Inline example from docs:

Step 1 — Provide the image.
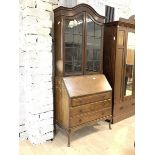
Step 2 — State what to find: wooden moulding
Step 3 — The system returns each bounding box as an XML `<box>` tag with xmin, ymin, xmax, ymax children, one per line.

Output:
<box><xmin>53</xmin><ymin>3</ymin><xmax>105</xmax><ymax>24</ymax></box>
<box><xmin>105</xmin><ymin>21</ymin><xmax>135</xmax><ymax>29</ymax></box>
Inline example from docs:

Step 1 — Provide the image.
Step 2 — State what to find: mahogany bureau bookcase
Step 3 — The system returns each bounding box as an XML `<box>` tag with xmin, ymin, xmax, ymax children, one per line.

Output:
<box><xmin>103</xmin><ymin>19</ymin><xmax>135</xmax><ymax>123</ymax></box>
<box><xmin>53</xmin><ymin>4</ymin><xmax>112</xmax><ymax>146</ymax></box>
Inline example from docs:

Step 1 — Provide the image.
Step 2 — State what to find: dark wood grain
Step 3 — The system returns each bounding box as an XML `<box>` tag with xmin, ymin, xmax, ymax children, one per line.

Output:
<box><xmin>103</xmin><ymin>19</ymin><xmax>135</xmax><ymax>123</ymax></box>
<box><xmin>63</xmin><ymin>74</ymin><xmax>112</xmax><ymax>98</ymax></box>
<box><xmin>53</xmin><ymin>3</ymin><xmax>105</xmax><ymax>24</ymax></box>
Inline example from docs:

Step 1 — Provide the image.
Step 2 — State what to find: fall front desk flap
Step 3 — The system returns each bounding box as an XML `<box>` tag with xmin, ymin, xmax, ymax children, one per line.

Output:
<box><xmin>63</xmin><ymin>74</ymin><xmax>112</xmax><ymax>98</ymax></box>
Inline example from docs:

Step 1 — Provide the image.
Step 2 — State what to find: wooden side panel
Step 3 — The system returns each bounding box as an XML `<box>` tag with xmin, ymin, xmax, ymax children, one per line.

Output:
<box><xmin>103</xmin><ymin>25</ymin><xmax>117</xmax><ymax>89</ymax></box>
<box><xmin>54</xmin><ymin>16</ymin><xmax>63</xmax><ymax>77</ymax></box>
<box><xmin>55</xmin><ymin>77</ymin><xmax>62</xmax><ymax>124</ymax></box>
<box><xmin>55</xmin><ymin>77</ymin><xmax>69</xmax><ymax>129</ymax></box>
<box><xmin>114</xmin><ymin>48</ymin><xmax>124</xmax><ymax>101</ymax></box>
<box><xmin>114</xmin><ymin>28</ymin><xmax>126</xmax><ymax>102</ymax></box>
<box><xmin>61</xmin><ymin>81</ymin><xmax>69</xmax><ymax>128</ymax></box>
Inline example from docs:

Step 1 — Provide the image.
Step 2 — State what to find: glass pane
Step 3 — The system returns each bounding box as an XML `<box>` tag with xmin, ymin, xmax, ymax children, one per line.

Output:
<box><xmin>124</xmin><ymin>32</ymin><xmax>135</xmax><ymax>96</ymax></box>
<box><xmin>64</xmin><ymin>14</ymin><xmax>83</xmax><ymax>75</ymax></box>
<box><xmin>64</xmin><ymin>15</ymin><xmax>83</xmax><ymax>35</ymax></box>
<box><xmin>87</xmin><ymin>16</ymin><xmax>94</xmax><ymax>36</ymax></box>
<box><xmin>86</xmin><ymin>15</ymin><xmax>102</xmax><ymax>73</ymax></box>
<box><xmin>95</xmin><ymin>23</ymin><xmax>101</xmax><ymax>37</ymax></box>
<box><xmin>86</xmin><ymin>36</ymin><xmax>101</xmax><ymax>72</ymax></box>
<box><xmin>87</xmin><ymin>17</ymin><xmax>101</xmax><ymax>37</ymax></box>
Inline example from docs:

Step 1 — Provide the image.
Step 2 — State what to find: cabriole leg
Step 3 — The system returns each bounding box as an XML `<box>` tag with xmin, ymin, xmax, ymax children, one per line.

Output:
<box><xmin>67</xmin><ymin>130</ymin><xmax>71</xmax><ymax>147</ymax></box>
<box><xmin>109</xmin><ymin>119</ymin><xmax>112</xmax><ymax>130</ymax></box>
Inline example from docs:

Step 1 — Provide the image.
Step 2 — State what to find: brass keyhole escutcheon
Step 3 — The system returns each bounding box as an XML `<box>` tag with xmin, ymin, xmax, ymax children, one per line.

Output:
<box><xmin>79</xmin><ymin>119</ymin><xmax>82</xmax><ymax>123</ymax></box>
<box><xmin>79</xmin><ymin>109</ymin><xmax>83</xmax><ymax>113</ymax></box>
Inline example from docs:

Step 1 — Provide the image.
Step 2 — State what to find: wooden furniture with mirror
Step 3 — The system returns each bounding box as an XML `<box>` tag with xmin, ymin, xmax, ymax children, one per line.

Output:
<box><xmin>54</xmin><ymin>4</ymin><xmax>112</xmax><ymax>146</ymax></box>
<box><xmin>103</xmin><ymin>19</ymin><xmax>135</xmax><ymax>123</ymax></box>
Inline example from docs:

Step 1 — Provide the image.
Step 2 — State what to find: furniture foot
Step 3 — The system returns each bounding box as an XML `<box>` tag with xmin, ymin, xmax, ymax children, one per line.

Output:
<box><xmin>109</xmin><ymin>119</ymin><xmax>112</xmax><ymax>130</ymax></box>
<box><xmin>67</xmin><ymin>130</ymin><xmax>71</xmax><ymax>147</ymax></box>
<box><xmin>54</xmin><ymin>122</ymin><xmax>57</xmax><ymax>134</ymax></box>
<box><xmin>54</xmin><ymin>127</ymin><xmax>57</xmax><ymax>135</ymax></box>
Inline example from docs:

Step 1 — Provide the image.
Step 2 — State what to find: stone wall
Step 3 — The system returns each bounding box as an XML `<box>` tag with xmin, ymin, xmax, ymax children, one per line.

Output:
<box><xmin>19</xmin><ymin>0</ymin><xmax>59</xmax><ymax>144</ymax></box>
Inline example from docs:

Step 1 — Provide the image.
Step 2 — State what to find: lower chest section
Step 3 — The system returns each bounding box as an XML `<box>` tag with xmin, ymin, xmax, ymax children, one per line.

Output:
<box><xmin>69</xmin><ymin>92</ymin><xmax>112</xmax><ymax>128</ymax></box>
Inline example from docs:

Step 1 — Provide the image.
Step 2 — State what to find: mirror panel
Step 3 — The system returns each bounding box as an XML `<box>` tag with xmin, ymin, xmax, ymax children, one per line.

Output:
<box><xmin>124</xmin><ymin>32</ymin><xmax>135</xmax><ymax>96</ymax></box>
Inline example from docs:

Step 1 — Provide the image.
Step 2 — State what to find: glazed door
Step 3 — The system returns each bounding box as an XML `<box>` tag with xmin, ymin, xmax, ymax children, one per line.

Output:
<box><xmin>85</xmin><ymin>14</ymin><xmax>103</xmax><ymax>74</ymax></box>
<box><xmin>123</xmin><ymin>30</ymin><xmax>135</xmax><ymax>97</ymax></box>
<box><xmin>64</xmin><ymin>13</ymin><xmax>84</xmax><ymax>76</ymax></box>
<box><xmin>63</xmin><ymin>13</ymin><xmax>104</xmax><ymax>76</ymax></box>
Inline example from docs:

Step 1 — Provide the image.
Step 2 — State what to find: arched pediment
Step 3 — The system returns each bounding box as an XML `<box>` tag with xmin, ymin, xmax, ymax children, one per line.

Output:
<box><xmin>54</xmin><ymin>3</ymin><xmax>105</xmax><ymax>24</ymax></box>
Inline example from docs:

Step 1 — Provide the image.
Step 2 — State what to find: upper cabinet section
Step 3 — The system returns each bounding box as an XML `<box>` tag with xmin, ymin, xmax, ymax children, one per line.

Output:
<box><xmin>54</xmin><ymin>4</ymin><xmax>105</xmax><ymax>77</ymax></box>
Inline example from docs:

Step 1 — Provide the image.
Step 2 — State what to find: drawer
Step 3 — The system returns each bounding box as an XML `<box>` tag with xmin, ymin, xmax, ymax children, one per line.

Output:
<box><xmin>71</xmin><ymin>92</ymin><xmax>112</xmax><ymax>107</ymax></box>
<box><xmin>113</xmin><ymin>102</ymin><xmax>135</xmax><ymax>116</ymax></box>
<box><xmin>70</xmin><ymin>108</ymin><xmax>112</xmax><ymax>128</ymax></box>
<box><xmin>70</xmin><ymin>99</ymin><xmax>112</xmax><ymax>117</ymax></box>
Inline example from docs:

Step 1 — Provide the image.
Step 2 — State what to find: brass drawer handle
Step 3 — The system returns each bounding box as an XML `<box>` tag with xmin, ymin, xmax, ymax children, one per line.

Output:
<box><xmin>101</xmin><ymin>103</ymin><xmax>105</xmax><ymax>107</ymax></box>
<box><xmin>120</xmin><ymin>106</ymin><xmax>124</xmax><ymax>110</ymax></box>
<box><xmin>102</xmin><ymin>95</ymin><xmax>106</xmax><ymax>99</ymax></box>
